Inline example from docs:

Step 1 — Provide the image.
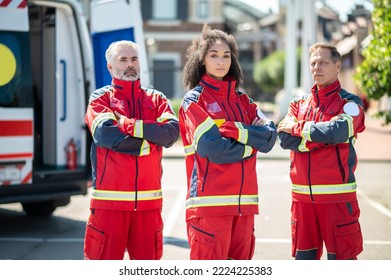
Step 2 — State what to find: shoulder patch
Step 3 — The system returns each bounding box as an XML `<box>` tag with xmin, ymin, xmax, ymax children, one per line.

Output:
<box><xmin>182</xmin><ymin>87</ymin><xmax>203</xmax><ymax>111</ymax></box>
<box><xmin>343</xmin><ymin>102</ymin><xmax>360</xmax><ymax>116</ymax></box>
<box><xmin>89</xmin><ymin>85</ymin><xmax>112</xmax><ymax>103</ymax></box>
<box><xmin>142</xmin><ymin>87</ymin><xmax>167</xmax><ymax>99</ymax></box>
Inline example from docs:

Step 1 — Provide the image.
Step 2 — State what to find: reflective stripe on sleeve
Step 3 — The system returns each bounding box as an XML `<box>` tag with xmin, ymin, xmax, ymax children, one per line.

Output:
<box><xmin>139</xmin><ymin>140</ymin><xmax>150</xmax><ymax>156</ymax></box>
<box><xmin>157</xmin><ymin>112</ymin><xmax>178</xmax><ymax>123</ymax></box>
<box><xmin>91</xmin><ymin>112</ymin><xmax>116</xmax><ymax>138</ymax></box>
<box><xmin>298</xmin><ymin>138</ymin><xmax>309</xmax><ymax>152</ymax></box>
<box><xmin>186</xmin><ymin>195</ymin><xmax>258</xmax><ymax>209</ymax></box>
<box><xmin>301</xmin><ymin>121</ymin><xmax>314</xmax><ymax>142</ymax></box>
<box><xmin>234</xmin><ymin>122</ymin><xmax>249</xmax><ymax>144</ymax></box>
<box><xmin>292</xmin><ymin>182</ymin><xmax>357</xmax><ymax>195</ymax></box>
<box><xmin>193</xmin><ymin>117</ymin><xmax>215</xmax><ymax>150</ymax></box>
<box><xmin>92</xmin><ymin>189</ymin><xmax>162</xmax><ymax>201</ymax></box>
<box><xmin>133</xmin><ymin>120</ymin><xmax>143</xmax><ymax>138</ymax></box>
<box><xmin>339</xmin><ymin>114</ymin><xmax>354</xmax><ymax>138</ymax></box>
<box><xmin>243</xmin><ymin>145</ymin><xmax>253</xmax><ymax>158</ymax></box>
<box><xmin>184</xmin><ymin>145</ymin><xmax>195</xmax><ymax>156</ymax></box>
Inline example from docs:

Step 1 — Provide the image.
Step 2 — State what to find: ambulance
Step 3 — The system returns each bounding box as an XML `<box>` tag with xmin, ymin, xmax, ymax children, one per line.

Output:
<box><xmin>0</xmin><ymin>0</ymin><xmax>149</xmax><ymax>216</ymax></box>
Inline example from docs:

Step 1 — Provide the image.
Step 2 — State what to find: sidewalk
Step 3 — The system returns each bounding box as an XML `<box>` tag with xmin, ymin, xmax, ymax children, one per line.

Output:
<box><xmin>355</xmin><ymin>114</ymin><xmax>391</xmax><ymax>162</ymax></box>
<box><xmin>163</xmin><ymin>113</ymin><xmax>391</xmax><ymax>162</ymax></box>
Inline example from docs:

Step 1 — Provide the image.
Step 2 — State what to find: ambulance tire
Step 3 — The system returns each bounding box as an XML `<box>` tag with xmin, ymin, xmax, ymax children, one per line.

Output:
<box><xmin>21</xmin><ymin>200</ymin><xmax>58</xmax><ymax>217</ymax></box>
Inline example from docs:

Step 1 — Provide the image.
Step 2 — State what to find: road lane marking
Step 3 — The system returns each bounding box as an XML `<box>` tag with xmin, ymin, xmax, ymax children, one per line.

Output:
<box><xmin>163</xmin><ymin>184</ymin><xmax>187</xmax><ymax>237</ymax></box>
<box><xmin>357</xmin><ymin>189</ymin><xmax>391</xmax><ymax>219</ymax></box>
<box><xmin>255</xmin><ymin>238</ymin><xmax>391</xmax><ymax>245</ymax></box>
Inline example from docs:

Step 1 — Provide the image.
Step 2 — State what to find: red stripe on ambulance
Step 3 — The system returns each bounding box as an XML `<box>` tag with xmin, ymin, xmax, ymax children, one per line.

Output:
<box><xmin>0</xmin><ymin>120</ymin><xmax>33</xmax><ymax>136</ymax></box>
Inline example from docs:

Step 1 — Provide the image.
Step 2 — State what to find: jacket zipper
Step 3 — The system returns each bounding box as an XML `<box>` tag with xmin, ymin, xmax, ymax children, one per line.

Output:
<box><xmin>308</xmin><ymin>151</ymin><xmax>314</xmax><ymax>202</ymax></box>
<box><xmin>307</xmin><ymin>104</ymin><xmax>318</xmax><ymax>203</ymax></box>
<box><xmin>238</xmin><ymin>161</ymin><xmax>245</xmax><ymax>214</ymax></box>
<box><xmin>220</xmin><ymin>103</ymin><xmax>232</xmax><ymax>121</ymax></box>
<box><xmin>235</xmin><ymin>103</ymin><xmax>245</xmax><ymax>122</ymax></box>
<box><xmin>226</xmin><ymin>82</ymin><xmax>238</xmax><ymax>120</ymax></box>
<box><xmin>99</xmin><ymin>149</ymin><xmax>110</xmax><ymax>185</ymax></box>
<box><xmin>132</xmin><ymin>82</ymin><xmax>139</xmax><ymax>210</ymax></box>
<box><xmin>201</xmin><ymin>159</ymin><xmax>209</xmax><ymax>192</ymax></box>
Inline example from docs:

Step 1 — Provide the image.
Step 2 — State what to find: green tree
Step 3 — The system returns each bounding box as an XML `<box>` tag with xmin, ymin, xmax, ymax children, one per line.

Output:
<box><xmin>253</xmin><ymin>49</ymin><xmax>300</xmax><ymax>101</ymax></box>
<box><xmin>354</xmin><ymin>0</ymin><xmax>391</xmax><ymax>124</ymax></box>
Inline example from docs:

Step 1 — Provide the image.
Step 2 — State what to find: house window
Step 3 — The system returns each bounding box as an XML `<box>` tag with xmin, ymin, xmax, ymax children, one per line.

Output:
<box><xmin>153</xmin><ymin>0</ymin><xmax>177</xmax><ymax>20</ymax></box>
<box><xmin>197</xmin><ymin>0</ymin><xmax>209</xmax><ymax>19</ymax></box>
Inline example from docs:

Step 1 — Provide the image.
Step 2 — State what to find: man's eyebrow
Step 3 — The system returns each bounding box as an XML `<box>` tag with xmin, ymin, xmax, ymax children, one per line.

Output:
<box><xmin>119</xmin><ymin>55</ymin><xmax>138</xmax><ymax>59</ymax></box>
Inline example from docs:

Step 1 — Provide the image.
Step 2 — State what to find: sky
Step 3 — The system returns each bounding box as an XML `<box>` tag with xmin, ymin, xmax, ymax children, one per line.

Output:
<box><xmin>239</xmin><ymin>0</ymin><xmax>373</xmax><ymax>22</ymax></box>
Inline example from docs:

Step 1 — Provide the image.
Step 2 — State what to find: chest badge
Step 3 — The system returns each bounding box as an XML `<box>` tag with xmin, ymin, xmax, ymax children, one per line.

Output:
<box><xmin>206</xmin><ymin>102</ymin><xmax>222</xmax><ymax>113</ymax></box>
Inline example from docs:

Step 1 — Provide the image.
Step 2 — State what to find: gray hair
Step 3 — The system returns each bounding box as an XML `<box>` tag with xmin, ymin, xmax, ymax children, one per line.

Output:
<box><xmin>105</xmin><ymin>40</ymin><xmax>139</xmax><ymax>64</ymax></box>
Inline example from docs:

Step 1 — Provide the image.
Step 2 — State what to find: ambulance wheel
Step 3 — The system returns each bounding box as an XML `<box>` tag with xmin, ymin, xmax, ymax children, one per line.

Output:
<box><xmin>22</xmin><ymin>200</ymin><xmax>57</xmax><ymax>217</ymax></box>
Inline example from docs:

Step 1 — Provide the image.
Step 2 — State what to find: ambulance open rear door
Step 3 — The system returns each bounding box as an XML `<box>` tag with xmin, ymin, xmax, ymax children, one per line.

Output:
<box><xmin>0</xmin><ymin>0</ymin><xmax>34</xmax><ymax>188</ymax></box>
<box><xmin>0</xmin><ymin>0</ymin><xmax>89</xmax><ymax>216</ymax></box>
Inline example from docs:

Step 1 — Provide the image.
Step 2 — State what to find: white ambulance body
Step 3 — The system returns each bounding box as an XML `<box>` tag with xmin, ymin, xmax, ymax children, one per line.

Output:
<box><xmin>0</xmin><ymin>0</ymin><xmax>149</xmax><ymax>216</ymax></box>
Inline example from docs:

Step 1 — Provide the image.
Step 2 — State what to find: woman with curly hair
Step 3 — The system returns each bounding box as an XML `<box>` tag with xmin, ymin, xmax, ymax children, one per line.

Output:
<box><xmin>179</xmin><ymin>24</ymin><xmax>277</xmax><ymax>260</ymax></box>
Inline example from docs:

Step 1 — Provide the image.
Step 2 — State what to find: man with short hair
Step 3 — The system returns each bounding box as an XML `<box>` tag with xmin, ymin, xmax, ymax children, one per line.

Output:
<box><xmin>84</xmin><ymin>40</ymin><xmax>179</xmax><ymax>260</ymax></box>
<box><xmin>278</xmin><ymin>42</ymin><xmax>366</xmax><ymax>260</ymax></box>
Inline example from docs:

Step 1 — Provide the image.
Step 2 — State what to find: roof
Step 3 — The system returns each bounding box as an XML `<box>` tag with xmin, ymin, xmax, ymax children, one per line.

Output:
<box><xmin>336</xmin><ymin>35</ymin><xmax>357</xmax><ymax>56</ymax></box>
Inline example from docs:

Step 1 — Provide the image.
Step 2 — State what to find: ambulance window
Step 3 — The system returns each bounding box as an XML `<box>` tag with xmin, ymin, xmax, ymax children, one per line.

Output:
<box><xmin>0</xmin><ymin>32</ymin><xmax>33</xmax><ymax>108</ymax></box>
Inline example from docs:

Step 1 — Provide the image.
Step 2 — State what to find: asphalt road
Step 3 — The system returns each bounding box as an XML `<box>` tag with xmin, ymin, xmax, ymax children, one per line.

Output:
<box><xmin>0</xmin><ymin>158</ymin><xmax>390</xmax><ymax>260</ymax></box>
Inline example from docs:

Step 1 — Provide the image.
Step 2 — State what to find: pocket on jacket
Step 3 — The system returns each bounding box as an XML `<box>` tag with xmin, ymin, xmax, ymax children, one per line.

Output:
<box><xmin>334</xmin><ymin>219</ymin><xmax>363</xmax><ymax>260</ymax></box>
<box><xmin>84</xmin><ymin>223</ymin><xmax>106</xmax><ymax>260</ymax></box>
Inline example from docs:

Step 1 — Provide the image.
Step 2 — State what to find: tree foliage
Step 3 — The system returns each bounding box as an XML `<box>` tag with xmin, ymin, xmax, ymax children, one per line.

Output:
<box><xmin>354</xmin><ymin>0</ymin><xmax>391</xmax><ymax>124</ymax></box>
<box><xmin>253</xmin><ymin>49</ymin><xmax>300</xmax><ymax>101</ymax></box>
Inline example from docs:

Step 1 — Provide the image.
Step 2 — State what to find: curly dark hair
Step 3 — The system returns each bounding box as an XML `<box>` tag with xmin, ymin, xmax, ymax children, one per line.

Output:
<box><xmin>183</xmin><ymin>23</ymin><xmax>243</xmax><ymax>90</ymax></box>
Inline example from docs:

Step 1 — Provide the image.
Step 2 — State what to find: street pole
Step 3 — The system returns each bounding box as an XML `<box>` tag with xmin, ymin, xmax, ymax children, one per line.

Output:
<box><xmin>300</xmin><ymin>0</ymin><xmax>316</xmax><ymax>91</ymax></box>
<box><xmin>277</xmin><ymin>0</ymin><xmax>298</xmax><ymax>121</ymax></box>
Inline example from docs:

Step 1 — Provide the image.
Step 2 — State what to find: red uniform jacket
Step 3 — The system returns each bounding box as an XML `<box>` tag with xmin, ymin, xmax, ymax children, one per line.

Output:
<box><xmin>179</xmin><ymin>74</ymin><xmax>277</xmax><ymax>219</ymax></box>
<box><xmin>278</xmin><ymin>80</ymin><xmax>366</xmax><ymax>203</ymax></box>
<box><xmin>85</xmin><ymin>78</ymin><xmax>179</xmax><ymax>211</ymax></box>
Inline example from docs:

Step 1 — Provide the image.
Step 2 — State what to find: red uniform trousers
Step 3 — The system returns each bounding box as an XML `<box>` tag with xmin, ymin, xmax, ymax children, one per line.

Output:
<box><xmin>84</xmin><ymin>208</ymin><xmax>163</xmax><ymax>260</ymax></box>
<box><xmin>291</xmin><ymin>201</ymin><xmax>363</xmax><ymax>260</ymax></box>
<box><xmin>187</xmin><ymin>215</ymin><xmax>255</xmax><ymax>260</ymax></box>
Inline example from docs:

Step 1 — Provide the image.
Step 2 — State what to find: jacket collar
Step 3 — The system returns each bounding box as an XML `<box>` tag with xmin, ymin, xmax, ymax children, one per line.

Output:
<box><xmin>311</xmin><ymin>79</ymin><xmax>341</xmax><ymax>102</ymax></box>
<box><xmin>199</xmin><ymin>74</ymin><xmax>237</xmax><ymax>96</ymax></box>
<box><xmin>111</xmin><ymin>77</ymin><xmax>141</xmax><ymax>97</ymax></box>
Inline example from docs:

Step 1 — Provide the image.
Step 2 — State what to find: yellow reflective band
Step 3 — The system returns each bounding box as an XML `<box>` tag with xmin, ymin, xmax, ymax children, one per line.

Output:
<box><xmin>243</xmin><ymin>145</ymin><xmax>253</xmax><ymax>158</ymax></box>
<box><xmin>134</xmin><ymin>120</ymin><xmax>143</xmax><ymax>138</ymax></box>
<box><xmin>139</xmin><ymin>140</ymin><xmax>150</xmax><ymax>156</ymax></box>
<box><xmin>235</xmin><ymin>122</ymin><xmax>248</xmax><ymax>144</ymax></box>
<box><xmin>184</xmin><ymin>145</ymin><xmax>195</xmax><ymax>156</ymax></box>
<box><xmin>157</xmin><ymin>112</ymin><xmax>178</xmax><ymax>123</ymax></box>
<box><xmin>91</xmin><ymin>112</ymin><xmax>116</xmax><ymax>139</ymax></box>
<box><xmin>292</xmin><ymin>182</ymin><xmax>357</xmax><ymax>195</ymax></box>
<box><xmin>340</xmin><ymin>114</ymin><xmax>354</xmax><ymax>138</ymax></box>
<box><xmin>92</xmin><ymin>189</ymin><xmax>162</xmax><ymax>201</ymax></box>
<box><xmin>193</xmin><ymin>118</ymin><xmax>215</xmax><ymax>150</ymax></box>
<box><xmin>186</xmin><ymin>195</ymin><xmax>258</xmax><ymax>209</ymax></box>
<box><xmin>298</xmin><ymin>138</ymin><xmax>309</xmax><ymax>152</ymax></box>
<box><xmin>302</xmin><ymin>121</ymin><xmax>314</xmax><ymax>142</ymax></box>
